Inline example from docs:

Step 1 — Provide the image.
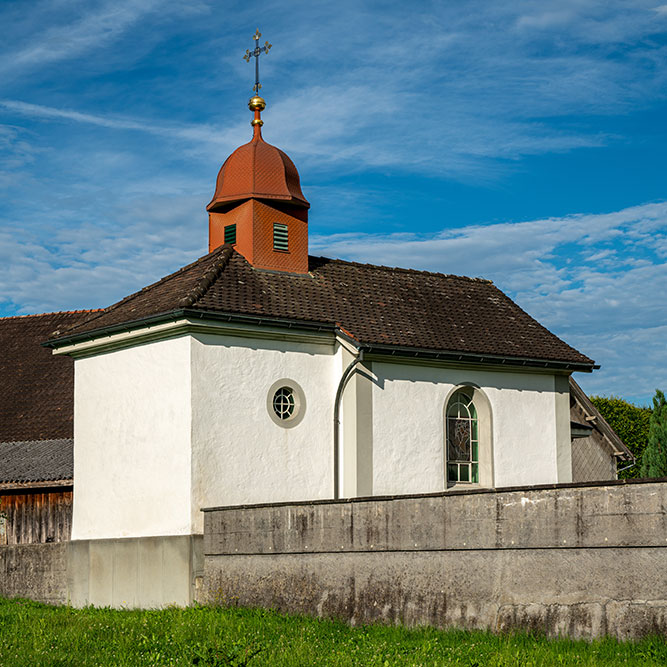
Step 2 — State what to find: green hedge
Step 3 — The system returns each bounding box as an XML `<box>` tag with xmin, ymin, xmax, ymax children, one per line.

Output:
<box><xmin>590</xmin><ymin>396</ymin><xmax>651</xmax><ymax>479</ymax></box>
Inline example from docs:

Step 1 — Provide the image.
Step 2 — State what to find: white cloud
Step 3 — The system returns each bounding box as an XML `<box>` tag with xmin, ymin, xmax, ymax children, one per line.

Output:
<box><xmin>0</xmin><ymin>0</ymin><xmax>162</xmax><ymax>74</ymax></box>
<box><xmin>0</xmin><ymin>0</ymin><xmax>214</xmax><ymax>76</ymax></box>
<box><xmin>0</xmin><ymin>99</ymin><xmax>241</xmax><ymax>150</ymax></box>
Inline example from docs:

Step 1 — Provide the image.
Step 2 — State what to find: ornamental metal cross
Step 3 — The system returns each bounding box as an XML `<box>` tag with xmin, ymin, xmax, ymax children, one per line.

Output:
<box><xmin>243</xmin><ymin>28</ymin><xmax>272</xmax><ymax>94</ymax></box>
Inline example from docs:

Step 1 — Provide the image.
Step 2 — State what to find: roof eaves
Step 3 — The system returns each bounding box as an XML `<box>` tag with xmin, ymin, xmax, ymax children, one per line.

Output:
<box><xmin>0</xmin><ymin>479</ymin><xmax>73</xmax><ymax>491</ymax></box>
<box><xmin>363</xmin><ymin>342</ymin><xmax>598</xmax><ymax>372</ymax></box>
<box><xmin>43</xmin><ymin>309</ymin><xmax>190</xmax><ymax>348</ymax></box>
<box><xmin>44</xmin><ymin>307</ymin><xmax>338</xmax><ymax>349</ymax></box>
<box><xmin>44</xmin><ymin>305</ymin><xmax>599</xmax><ymax>372</ymax></box>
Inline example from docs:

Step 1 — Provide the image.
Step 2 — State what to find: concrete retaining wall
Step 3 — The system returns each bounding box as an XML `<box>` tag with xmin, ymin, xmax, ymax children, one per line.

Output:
<box><xmin>201</xmin><ymin>480</ymin><xmax>667</xmax><ymax>640</ymax></box>
<box><xmin>0</xmin><ymin>543</ymin><xmax>67</xmax><ymax>604</ymax></box>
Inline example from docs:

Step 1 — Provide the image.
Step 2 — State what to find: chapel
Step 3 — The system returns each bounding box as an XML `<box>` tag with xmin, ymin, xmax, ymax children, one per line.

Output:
<box><xmin>0</xmin><ymin>73</ymin><xmax>632</xmax><ymax>606</ymax></box>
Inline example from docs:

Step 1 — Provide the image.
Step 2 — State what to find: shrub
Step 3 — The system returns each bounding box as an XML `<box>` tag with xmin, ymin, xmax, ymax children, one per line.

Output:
<box><xmin>640</xmin><ymin>389</ymin><xmax>667</xmax><ymax>479</ymax></box>
<box><xmin>590</xmin><ymin>395</ymin><xmax>651</xmax><ymax>478</ymax></box>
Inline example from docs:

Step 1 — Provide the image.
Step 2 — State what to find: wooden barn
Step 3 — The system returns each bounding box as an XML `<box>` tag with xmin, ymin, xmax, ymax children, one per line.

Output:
<box><xmin>0</xmin><ymin>311</ymin><xmax>93</xmax><ymax>545</ymax></box>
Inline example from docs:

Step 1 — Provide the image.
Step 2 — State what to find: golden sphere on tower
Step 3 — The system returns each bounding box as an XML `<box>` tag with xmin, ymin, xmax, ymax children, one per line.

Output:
<box><xmin>248</xmin><ymin>95</ymin><xmax>266</xmax><ymax>111</ymax></box>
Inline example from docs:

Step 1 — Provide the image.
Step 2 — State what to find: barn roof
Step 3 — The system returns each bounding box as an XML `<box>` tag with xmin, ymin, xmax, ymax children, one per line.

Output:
<box><xmin>0</xmin><ymin>438</ymin><xmax>73</xmax><ymax>487</ymax></box>
<box><xmin>0</xmin><ymin>311</ymin><xmax>96</xmax><ymax>443</ymax></box>
<box><xmin>48</xmin><ymin>246</ymin><xmax>595</xmax><ymax>370</ymax></box>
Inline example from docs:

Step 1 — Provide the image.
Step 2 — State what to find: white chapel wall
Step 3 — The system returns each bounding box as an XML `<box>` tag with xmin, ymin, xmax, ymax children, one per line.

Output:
<box><xmin>71</xmin><ymin>330</ymin><xmax>573</xmax><ymax>542</ymax></box>
<box><xmin>189</xmin><ymin>332</ymin><xmax>340</xmax><ymax>533</ymax></box>
<box><xmin>72</xmin><ymin>336</ymin><xmax>193</xmax><ymax>540</ymax></box>
<box><xmin>370</xmin><ymin>361</ymin><xmax>568</xmax><ymax>495</ymax></box>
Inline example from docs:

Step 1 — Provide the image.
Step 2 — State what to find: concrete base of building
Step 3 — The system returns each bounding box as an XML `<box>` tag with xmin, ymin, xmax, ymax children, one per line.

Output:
<box><xmin>67</xmin><ymin>535</ymin><xmax>203</xmax><ymax>608</ymax></box>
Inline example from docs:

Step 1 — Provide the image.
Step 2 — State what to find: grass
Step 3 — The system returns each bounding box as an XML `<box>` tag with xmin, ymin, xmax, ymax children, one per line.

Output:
<box><xmin>1</xmin><ymin>598</ymin><xmax>667</xmax><ymax>666</ymax></box>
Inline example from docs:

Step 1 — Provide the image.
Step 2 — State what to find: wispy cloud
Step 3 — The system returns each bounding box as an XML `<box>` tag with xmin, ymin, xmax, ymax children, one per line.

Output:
<box><xmin>4</xmin><ymin>0</ymin><xmax>667</xmax><ymax>177</ymax></box>
<box><xmin>0</xmin><ymin>0</ymin><xmax>213</xmax><ymax>76</ymax></box>
<box><xmin>0</xmin><ymin>0</ymin><xmax>164</xmax><ymax>74</ymax></box>
<box><xmin>0</xmin><ymin>99</ymin><xmax>238</xmax><ymax>146</ymax></box>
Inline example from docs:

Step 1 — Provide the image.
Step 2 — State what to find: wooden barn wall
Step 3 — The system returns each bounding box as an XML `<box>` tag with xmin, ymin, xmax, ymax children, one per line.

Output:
<box><xmin>0</xmin><ymin>489</ymin><xmax>73</xmax><ymax>545</ymax></box>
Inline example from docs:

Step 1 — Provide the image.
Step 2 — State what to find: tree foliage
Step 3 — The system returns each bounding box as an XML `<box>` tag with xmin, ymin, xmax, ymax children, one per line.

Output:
<box><xmin>590</xmin><ymin>394</ymin><xmax>651</xmax><ymax>479</ymax></box>
<box><xmin>640</xmin><ymin>389</ymin><xmax>667</xmax><ymax>479</ymax></box>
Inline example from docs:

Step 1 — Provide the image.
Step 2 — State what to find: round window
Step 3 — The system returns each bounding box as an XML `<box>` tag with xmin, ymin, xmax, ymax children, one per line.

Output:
<box><xmin>266</xmin><ymin>379</ymin><xmax>306</xmax><ymax>428</ymax></box>
<box><xmin>273</xmin><ymin>387</ymin><xmax>295</xmax><ymax>420</ymax></box>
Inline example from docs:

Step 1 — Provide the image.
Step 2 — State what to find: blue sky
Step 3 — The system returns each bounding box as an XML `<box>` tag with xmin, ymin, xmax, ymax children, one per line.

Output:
<box><xmin>0</xmin><ymin>0</ymin><xmax>665</xmax><ymax>404</ymax></box>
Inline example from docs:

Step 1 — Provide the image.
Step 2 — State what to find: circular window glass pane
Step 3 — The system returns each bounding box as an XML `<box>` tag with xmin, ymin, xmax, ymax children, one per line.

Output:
<box><xmin>273</xmin><ymin>387</ymin><xmax>295</xmax><ymax>420</ymax></box>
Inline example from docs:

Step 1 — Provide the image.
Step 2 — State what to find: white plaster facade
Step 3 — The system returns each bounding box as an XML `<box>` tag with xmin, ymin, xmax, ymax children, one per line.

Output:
<box><xmin>66</xmin><ymin>320</ymin><xmax>574</xmax><ymax>542</ymax></box>
<box><xmin>72</xmin><ymin>336</ymin><xmax>193</xmax><ymax>540</ymax></box>
<box><xmin>189</xmin><ymin>331</ymin><xmax>340</xmax><ymax>530</ymax></box>
<box><xmin>369</xmin><ymin>361</ymin><xmax>571</xmax><ymax>495</ymax></box>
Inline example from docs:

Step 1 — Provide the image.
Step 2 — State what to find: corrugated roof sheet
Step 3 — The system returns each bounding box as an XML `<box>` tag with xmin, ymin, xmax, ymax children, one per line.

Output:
<box><xmin>0</xmin><ymin>438</ymin><xmax>73</xmax><ymax>483</ymax></box>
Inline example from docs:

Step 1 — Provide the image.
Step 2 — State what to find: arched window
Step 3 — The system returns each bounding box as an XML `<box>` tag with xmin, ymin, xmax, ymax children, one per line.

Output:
<box><xmin>446</xmin><ymin>388</ymin><xmax>479</xmax><ymax>484</ymax></box>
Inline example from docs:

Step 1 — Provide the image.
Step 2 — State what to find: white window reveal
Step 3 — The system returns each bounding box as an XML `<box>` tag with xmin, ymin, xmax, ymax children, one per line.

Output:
<box><xmin>266</xmin><ymin>379</ymin><xmax>306</xmax><ymax>428</ymax></box>
<box><xmin>273</xmin><ymin>222</ymin><xmax>288</xmax><ymax>252</ymax></box>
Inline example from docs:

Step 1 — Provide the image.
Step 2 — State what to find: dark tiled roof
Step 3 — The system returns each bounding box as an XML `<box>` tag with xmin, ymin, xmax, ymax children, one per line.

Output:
<box><xmin>57</xmin><ymin>246</ymin><xmax>594</xmax><ymax>367</ymax></box>
<box><xmin>0</xmin><ymin>438</ymin><xmax>73</xmax><ymax>484</ymax></box>
<box><xmin>0</xmin><ymin>311</ymin><xmax>95</xmax><ymax>442</ymax></box>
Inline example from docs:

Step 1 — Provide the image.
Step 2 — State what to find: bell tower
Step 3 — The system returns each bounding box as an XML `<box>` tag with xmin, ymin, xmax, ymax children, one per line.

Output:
<box><xmin>207</xmin><ymin>30</ymin><xmax>310</xmax><ymax>274</ymax></box>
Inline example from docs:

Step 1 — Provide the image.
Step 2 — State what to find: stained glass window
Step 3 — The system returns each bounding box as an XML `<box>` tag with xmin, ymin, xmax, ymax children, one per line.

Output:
<box><xmin>446</xmin><ymin>389</ymin><xmax>479</xmax><ymax>484</ymax></box>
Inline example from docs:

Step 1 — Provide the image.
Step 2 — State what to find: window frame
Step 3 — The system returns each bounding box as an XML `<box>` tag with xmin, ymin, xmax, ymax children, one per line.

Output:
<box><xmin>273</xmin><ymin>222</ymin><xmax>289</xmax><ymax>252</ymax></box>
<box><xmin>224</xmin><ymin>224</ymin><xmax>237</xmax><ymax>245</ymax></box>
<box><xmin>266</xmin><ymin>378</ymin><xmax>306</xmax><ymax>428</ymax></box>
<box><xmin>444</xmin><ymin>384</ymin><xmax>493</xmax><ymax>489</ymax></box>
<box><xmin>446</xmin><ymin>388</ymin><xmax>479</xmax><ymax>485</ymax></box>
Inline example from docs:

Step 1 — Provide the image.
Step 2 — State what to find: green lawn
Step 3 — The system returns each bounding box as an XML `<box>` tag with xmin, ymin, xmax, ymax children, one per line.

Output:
<box><xmin>1</xmin><ymin>598</ymin><xmax>666</xmax><ymax>666</ymax></box>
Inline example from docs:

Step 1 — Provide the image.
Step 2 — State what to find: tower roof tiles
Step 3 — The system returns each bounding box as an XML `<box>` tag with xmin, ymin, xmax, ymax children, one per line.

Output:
<box><xmin>207</xmin><ymin>125</ymin><xmax>309</xmax><ymax>211</ymax></box>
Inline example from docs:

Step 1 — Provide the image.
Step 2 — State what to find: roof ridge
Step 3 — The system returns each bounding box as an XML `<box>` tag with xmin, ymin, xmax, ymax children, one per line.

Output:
<box><xmin>309</xmin><ymin>255</ymin><xmax>493</xmax><ymax>284</ymax></box>
<box><xmin>0</xmin><ymin>309</ymin><xmax>102</xmax><ymax>322</ymax></box>
<box><xmin>65</xmin><ymin>245</ymin><xmax>231</xmax><ymax>334</ymax></box>
<box><xmin>178</xmin><ymin>245</ymin><xmax>235</xmax><ymax>308</ymax></box>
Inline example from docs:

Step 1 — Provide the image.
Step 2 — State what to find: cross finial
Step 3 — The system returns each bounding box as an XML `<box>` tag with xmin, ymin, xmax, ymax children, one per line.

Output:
<box><xmin>242</xmin><ymin>28</ymin><xmax>272</xmax><ymax>94</ymax></box>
